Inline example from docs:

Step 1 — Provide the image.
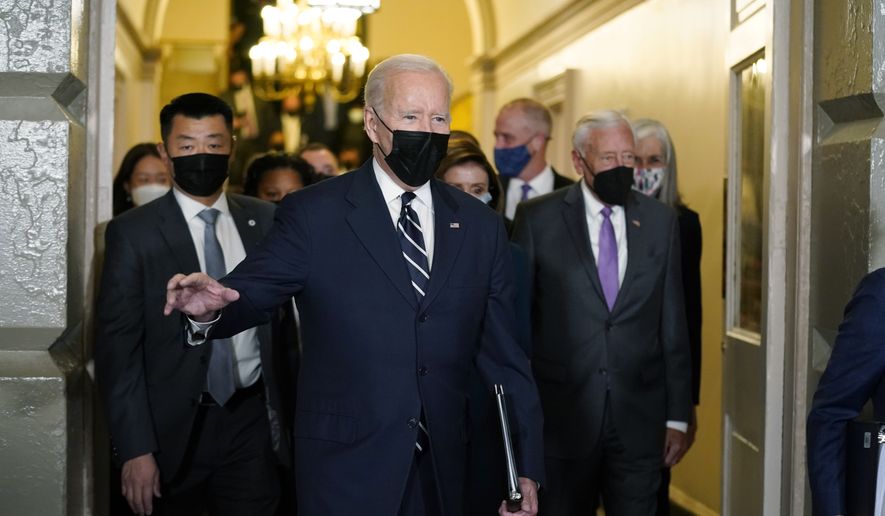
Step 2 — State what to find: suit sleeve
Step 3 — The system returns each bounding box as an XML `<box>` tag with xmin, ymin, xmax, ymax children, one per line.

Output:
<box><xmin>661</xmin><ymin>213</ymin><xmax>693</xmax><ymax>424</ymax></box>
<box><xmin>94</xmin><ymin>220</ymin><xmax>158</xmax><ymax>464</ymax></box>
<box><xmin>807</xmin><ymin>272</ymin><xmax>885</xmax><ymax>516</ymax></box>
<box><xmin>678</xmin><ymin>209</ymin><xmax>703</xmax><ymax>404</ymax></box>
<box><xmin>475</xmin><ymin>216</ymin><xmax>545</xmax><ymax>485</ymax></box>
<box><xmin>211</xmin><ymin>193</ymin><xmax>312</xmax><ymax>338</ymax></box>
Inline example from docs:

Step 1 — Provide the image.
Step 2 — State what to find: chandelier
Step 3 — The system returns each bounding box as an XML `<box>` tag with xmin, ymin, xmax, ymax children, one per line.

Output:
<box><xmin>248</xmin><ymin>0</ymin><xmax>378</xmax><ymax>105</ymax></box>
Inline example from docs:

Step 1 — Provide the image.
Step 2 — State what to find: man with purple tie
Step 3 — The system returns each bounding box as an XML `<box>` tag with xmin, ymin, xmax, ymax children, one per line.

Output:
<box><xmin>511</xmin><ymin>110</ymin><xmax>692</xmax><ymax>515</ymax></box>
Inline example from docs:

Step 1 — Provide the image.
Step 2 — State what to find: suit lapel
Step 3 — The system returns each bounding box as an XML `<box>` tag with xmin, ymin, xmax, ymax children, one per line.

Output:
<box><xmin>227</xmin><ymin>194</ymin><xmax>264</xmax><ymax>250</ymax></box>
<box><xmin>420</xmin><ymin>181</ymin><xmax>464</xmax><ymax>310</ymax></box>
<box><xmin>345</xmin><ymin>163</ymin><xmax>418</xmax><ymax>311</ymax></box>
<box><xmin>612</xmin><ymin>193</ymin><xmax>643</xmax><ymax>315</ymax></box>
<box><xmin>156</xmin><ymin>190</ymin><xmax>201</xmax><ymax>274</ymax></box>
<box><xmin>561</xmin><ymin>184</ymin><xmax>606</xmax><ymax>305</ymax></box>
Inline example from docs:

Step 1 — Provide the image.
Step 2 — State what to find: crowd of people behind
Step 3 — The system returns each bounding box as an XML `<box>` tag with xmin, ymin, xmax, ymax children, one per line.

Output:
<box><xmin>97</xmin><ymin>54</ymin><xmax>704</xmax><ymax>516</ymax></box>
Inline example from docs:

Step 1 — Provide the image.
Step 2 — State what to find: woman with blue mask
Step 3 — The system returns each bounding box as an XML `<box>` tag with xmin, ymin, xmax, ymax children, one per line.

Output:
<box><xmin>633</xmin><ymin>118</ymin><xmax>703</xmax><ymax>516</ymax></box>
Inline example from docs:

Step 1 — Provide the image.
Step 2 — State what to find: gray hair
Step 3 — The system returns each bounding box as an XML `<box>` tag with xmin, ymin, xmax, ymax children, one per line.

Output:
<box><xmin>500</xmin><ymin>98</ymin><xmax>553</xmax><ymax>137</ymax></box>
<box><xmin>364</xmin><ymin>54</ymin><xmax>453</xmax><ymax>114</ymax></box>
<box><xmin>633</xmin><ymin>118</ymin><xmax>681</xmax><ymax>207</ymax></box>
<box><xmin>571</xmin><ymin>110</ymin><xmax>634</xmax><ymax>155</ymax></box>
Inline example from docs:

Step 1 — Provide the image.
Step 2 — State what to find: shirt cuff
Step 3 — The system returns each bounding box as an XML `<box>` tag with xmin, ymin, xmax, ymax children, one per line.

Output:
<box><xmin>666</xmin><ymin>420</ymin><xmax>688</xmax><ymax>433</ymax></box>
<box><xmin>185</xmin><ymin>312</ymin><xmax>221</xmax><ymax>346</ymax></box>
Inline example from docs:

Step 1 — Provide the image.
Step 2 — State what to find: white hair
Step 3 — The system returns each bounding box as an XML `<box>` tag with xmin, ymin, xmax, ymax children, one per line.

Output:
<box><xmin>633</xmin><ymin>118</ymin><xmax>682</xmax><ymax>207</ymax></box>
<box><xmin>571</xmin><ymin>110</ymin><xmax>634</xmax><ymax>154</ymax></box>
<box><xmin>364</xmin><ymin>54</ymin><xmax>453</xmax><ymax>113</ymax></box>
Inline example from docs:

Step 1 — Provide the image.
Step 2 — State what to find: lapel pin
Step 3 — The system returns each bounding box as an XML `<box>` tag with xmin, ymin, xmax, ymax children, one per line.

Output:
<box><xmin>631</xmin><ymin>219</ymin><xmax>640</xmax><ymax>227</ymax></box>
<box><xmin>248</xmin><ymin>219</ymin><xmax>256</xmax><ymax>227</ymax></box>
<box><xmin>450</xmin><ymin>222</ymin><xmax>460</xmax><ymax>229</ymax></box>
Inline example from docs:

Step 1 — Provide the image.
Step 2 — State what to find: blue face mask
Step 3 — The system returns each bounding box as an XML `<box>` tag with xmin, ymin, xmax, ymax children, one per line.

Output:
<box><xmin>494</xmin><ymin>144</ymin><xmax>532</xmax><ymax>178</ymax></box>
<box><xmin>477</xmin><ymin>192</ymin><xmax>493</xmax><ymax>204</ymax></box>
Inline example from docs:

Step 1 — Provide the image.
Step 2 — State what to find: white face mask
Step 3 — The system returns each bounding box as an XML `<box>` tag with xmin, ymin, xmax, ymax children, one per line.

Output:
<box><xmin>633</xmin><ymin>167</ymin><xmax>666</xmax><ymax>197</ymax></box>
<box><xmin>477</xmin><ymin>192</ymin><xmax>493</xmax><ymax>205</ymax></box>
<box><xmin>131</xmin><ymin>183</ymin><xmax>171</xmax><ymax>206</ymax></box>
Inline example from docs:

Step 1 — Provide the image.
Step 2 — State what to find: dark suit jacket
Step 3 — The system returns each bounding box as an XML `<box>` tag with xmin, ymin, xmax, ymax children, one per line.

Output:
<box><xmin>512</xmin><ymin>184</ymin><xmax>692</xmax><ymax>460</ymax></box>
<box><xmin>501</xmin><ymin>166</ymin><xmax>573</xmax><ymax>220</ymax></box>
<box><xmin>807</xmin><ymin>268</ymin><xmax>885</xmax><ymax>516</ymax></box>
<box><xmin>677</xmin><ymin>205</ymin><xmax>703</xmax><ymax>404</ymax></box>
<box><xmin>94</xmin><ymin>191</ymin><xmax>291</xmax><ymax>480</ymax></box>
<box><xmin>206</xmin><ymin>161</ymin><xmax>545</xmax><ymax>516</ymax></box>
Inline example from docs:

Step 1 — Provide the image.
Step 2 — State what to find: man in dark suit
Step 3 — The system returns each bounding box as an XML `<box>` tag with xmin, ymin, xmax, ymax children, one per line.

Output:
<box><xmin>95</xmin><ymin>93</ymin><xmax>290</xmax><ymax>516</ymax></box>
<box><xmin>512</xmin><ymin>110</ymin><xmax>692</xmax><ymax>515</ymax></box>
<box><xmin>493</xmin><ymin>98</ymin><xmax>573</xmax><ymax>221</ymax></box>
<box><xmin>807</xmin><ymin>269</ymin><xmax>885</xmax><ymax>516</ymax></box>
<box><xmin>163</xmin><ymin>54</ymin><xmax>544</xmax><ymax>516</ymax></box>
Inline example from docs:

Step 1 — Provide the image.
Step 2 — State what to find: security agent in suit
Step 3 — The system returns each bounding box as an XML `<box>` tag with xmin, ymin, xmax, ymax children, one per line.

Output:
<box><xmin>95</xmin><ymin>93</ymin><xmax>290</xmax><ymax>516</ymax></box>
<box><xmin>163</xmin><ymin>54</ymin><xmax>545</xmax><ymax>516</ymax></box>
<box><xmin>807</xmin><ymin>268</ymin><xmax>885</xmax><ymax>516</ymax></box>
<box><xmin>493</xmin><ymin>98</ymin><xmax>573</xmax><ymax>221</ymax></box>
<box><xmin>512</xmin><ymin>110</ymin><xmax>692</xmax><ymax>516</ymax></box>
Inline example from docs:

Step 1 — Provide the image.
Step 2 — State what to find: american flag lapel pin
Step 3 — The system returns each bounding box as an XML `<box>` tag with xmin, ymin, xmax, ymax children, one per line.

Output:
<box><xmin>631</xmin><ymin>219</ymin><xmax>640</xmax><ymax>227</ymax></box>
<box><xmin>450</xmin><ymin>222</ymin><xmax>460</xmax><ymax>229</ymax></box>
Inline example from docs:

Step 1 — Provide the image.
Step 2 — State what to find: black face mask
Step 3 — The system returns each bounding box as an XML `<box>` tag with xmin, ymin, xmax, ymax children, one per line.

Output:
<box><xmin>580</xmin><ymin>157</ymin><xmax>634</xmax><ymax>206</ymax></box>
<box><xmin>372</xmin><ymin>108</ymin><xmax>450</xmax><ymax>187</ymax></box>
<box><xmin>171</xmin><ymin>153</ymin><xmax>230</xmax><ymax>197</ymax></box>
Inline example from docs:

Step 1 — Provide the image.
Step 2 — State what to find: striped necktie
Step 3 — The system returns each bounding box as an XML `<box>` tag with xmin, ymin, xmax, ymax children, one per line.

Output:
<box><xmin>397</xmin><ymin>193</ymin><xmax>432</xmax><ymax>453</ymax></box>
<box><xmin>398</xmin><ymin>192</ymin><xmax>430</xmax><ymax>301</ymax></box>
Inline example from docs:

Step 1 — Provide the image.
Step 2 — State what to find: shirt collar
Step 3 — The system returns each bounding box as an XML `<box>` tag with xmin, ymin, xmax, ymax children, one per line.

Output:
<box><xmin>173</xmin><ymin>187</ymin><xmax>230</xmax><ymax>221</ymax></box>
<box><xmin>581</xmin><ymin>179</ymin><xmax>620</xmax><ymax>219</ymax></box>
<box><xmin>372</xmin><ymin>158</ymin><xmax>434</xmax><ymax>212</ymax></box>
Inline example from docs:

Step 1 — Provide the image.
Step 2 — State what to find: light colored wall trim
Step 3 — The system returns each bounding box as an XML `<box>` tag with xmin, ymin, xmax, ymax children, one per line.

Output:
<box><xmin>788</xmin><ymin>0</ymin><xmax>814</xmax><ymax>514</ymax></box>
<box><xmin>670</xmin><ymin>484</ymin><xmax>720</xmax><ymax>516</ymax></box>
<box><xmin>490</xmin><ymin>0</ymin><xmax>643</xmax><ymax>83</ymax></box>
<box><xmin>462</xmin><ymin>0</ymin><xmax>496</xmax><ymax>56</ymax></box>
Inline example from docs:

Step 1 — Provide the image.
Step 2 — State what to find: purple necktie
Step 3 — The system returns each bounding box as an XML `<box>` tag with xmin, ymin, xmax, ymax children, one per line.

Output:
<box><xmin>520</xmin><ymin>183</ymin><xmax>533</xmax><ymax>202</ymax></box>
<box><xmin>598</xmin><ymin>206</ymin><xmax>619</xmax><ymax>310</ymax></box>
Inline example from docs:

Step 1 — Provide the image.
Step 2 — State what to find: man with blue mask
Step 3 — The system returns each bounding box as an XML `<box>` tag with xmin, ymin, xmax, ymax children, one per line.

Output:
<box><xmin>494</xmin><ymin>98</ymin><xmax>573</xmax><ymax>221</ymax></box>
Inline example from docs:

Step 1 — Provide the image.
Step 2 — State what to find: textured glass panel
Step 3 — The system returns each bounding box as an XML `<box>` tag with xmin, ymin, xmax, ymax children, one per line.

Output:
<box><xmin>736</xmin><ymin>55</ymin><xmax>767</xmax><ymax>334</ymax></box>
<box><xmin>0</xmin><ymin>121</ymin><xmax>68</xmax><ymax>327</ymax></box>
<box><xmin>0</xmin><ymin>0</ymin><xmax>71</xmax><ymax>73</ymax></box>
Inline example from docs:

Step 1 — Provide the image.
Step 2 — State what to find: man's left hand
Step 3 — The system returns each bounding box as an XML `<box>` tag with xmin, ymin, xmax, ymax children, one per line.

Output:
<box><xmin>498</xmin><ymin>477</ymin><xmax>538</xmax><ymax>516</ymax></box>
<box><xmin>663</xmin><ymin>428</ymin><xmax>689</xmax><ymax>467</ymax></box>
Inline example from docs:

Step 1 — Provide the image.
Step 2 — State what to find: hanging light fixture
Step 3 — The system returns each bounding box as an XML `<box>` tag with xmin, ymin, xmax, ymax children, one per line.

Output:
<box><xmin>248</xmin><ymin>0</ymin><xmax>375</xmax><ymax>106</ymax></box>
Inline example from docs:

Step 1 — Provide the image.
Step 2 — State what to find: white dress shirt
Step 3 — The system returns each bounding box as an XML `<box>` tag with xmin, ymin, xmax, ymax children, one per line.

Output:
<box><xmin>580</xmin><ymin>181</ymin><xmax>688</xmax><ymax>433</ymax></box>
<box><xmin>373</xmin><ymin>158</ymin><xmax>435</xmax><ymax>268</ymax></box>
<box><xmin>505</xmin><ymin>164</ymin><xmax>555</xmax><ymax>219</ymax></box>
<box><xmin>175</xmin><ymin>188</ymin><xmax>262</xmax><ymax>389</ymax></box>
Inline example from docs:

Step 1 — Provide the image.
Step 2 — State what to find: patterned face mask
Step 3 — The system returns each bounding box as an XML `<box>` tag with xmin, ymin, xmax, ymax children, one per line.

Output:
<box><xmin>633</xmin><ymin>167</ymin><xmax>666</xmax><ymax>197</ymax></box>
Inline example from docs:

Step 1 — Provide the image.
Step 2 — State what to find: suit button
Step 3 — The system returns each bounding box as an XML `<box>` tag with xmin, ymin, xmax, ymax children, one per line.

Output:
<box><xmin>598</xmin><ymin>368</ymin><xmax>607</xmax><ymax>375</ymax></box>
<box><xmin>419</xmin><ymin>313</ymin><xmax>429</xmax><ymax>322</ymax></box>
<box><xmin>418</xmin><ymin>367</ymin><xmax>428</xmax><ymax>376</ymax></box>
<box><xmin>407</xmin><ymin>417</ymin><xmax>418</xmax><ymax>428</ymax></box>
<box><xmin>605</xmin><ymin>321</ymin><xmax>612</xmax><ymax>331</ymax></box>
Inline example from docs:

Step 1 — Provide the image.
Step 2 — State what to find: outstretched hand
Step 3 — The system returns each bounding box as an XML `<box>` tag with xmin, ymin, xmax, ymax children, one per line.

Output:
<box><xmin>164</xmin><ymin>272</ymin><xmax>240</xmax><ymax>321</ymax></box>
